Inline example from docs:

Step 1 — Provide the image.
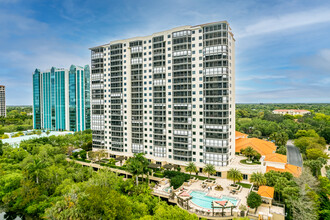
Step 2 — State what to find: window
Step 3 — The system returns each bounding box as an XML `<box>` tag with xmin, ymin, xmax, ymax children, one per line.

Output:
<box><xmin>243</xmin><ymin>174</ymin><xmax>248</xmax><ymax>180</ymax></box>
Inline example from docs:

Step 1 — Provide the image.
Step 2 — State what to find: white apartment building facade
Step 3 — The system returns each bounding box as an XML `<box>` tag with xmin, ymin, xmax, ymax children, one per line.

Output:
<box><xmin>90</xmin><ymin>21</ymin><xmax>235</xmax><ymax>170</ymax></box>
<box><xmin>0</xmin><ymin>85</ymin><xmax>5</xmax><ymax>117</ymax></box>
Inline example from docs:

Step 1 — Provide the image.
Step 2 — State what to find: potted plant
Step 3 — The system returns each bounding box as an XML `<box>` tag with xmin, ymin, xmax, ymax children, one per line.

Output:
<box><xmin>239</xmin><ymin>204</ymin><xmax>247</xmax><ymax>217</ymax></box>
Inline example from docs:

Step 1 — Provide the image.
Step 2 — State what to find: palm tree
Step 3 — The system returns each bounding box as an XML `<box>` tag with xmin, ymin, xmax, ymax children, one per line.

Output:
<box><xmin>274</xmin><ymin>177</ymin><xmax>288</xmax><ymax>202</ymax></box>
<box><xmin>185</xmin><ymin>162</ymin><xmax>198</xmax><ymax>179</ymax></box>
<box><xmin>227</xmin><ymin>168</ymin><xmax>243</xmax><ymax>184</ymax></box>
<box><xmin>26</xmin><ymin>158</ymin><xmax>46</xmax><ymax>184</ymax></box>
<box><xmin>126</xmin><ymin>153</ymin><xmax>149</xmax><ymax>185</ymax></box>
<box><xmin>243</xmin><ymin>146</ymin><xmax>256</xmax><ymax>162</ymax></box>
<box><xmin>250</xmin><ymin>172</ymin><xmax>266</xmax><ymax>188</ymax></box>
<box><xmin>203</xmin><ymin>164</ymin><xmax>216</xmax><ymax>180</ymax></box>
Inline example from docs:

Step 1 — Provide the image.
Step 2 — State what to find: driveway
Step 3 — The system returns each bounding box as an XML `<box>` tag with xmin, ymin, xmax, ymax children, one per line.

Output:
<box><xmin>286</xmin><ymin>140</ymin><xmax>303</xmax><ymax>167</ymax></box>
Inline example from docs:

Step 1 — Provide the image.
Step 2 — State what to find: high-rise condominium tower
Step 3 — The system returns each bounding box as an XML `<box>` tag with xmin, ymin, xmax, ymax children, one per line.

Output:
<box><xmin>33</xmin><ymin>65</ymin><xmax>91</xmax><ymax>131</ymax></box>
<box><xmin>90</xmin><ymin>21</ymin><xmax>235</xmax><ymax>169</ymax></box>
<box><xmin>0</xmin><ymin>85</ymin><xmax>5</xmax><ymax>117</ymax></box>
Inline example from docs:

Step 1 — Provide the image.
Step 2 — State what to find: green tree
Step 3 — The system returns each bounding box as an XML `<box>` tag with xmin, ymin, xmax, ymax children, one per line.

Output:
<box><xmin>185</xmin><ymin>162</ymin><xmax>198</xmax><ymax>179</ymax></box>
<box><xmin>269</xmin><ymin>131</ymin><xmax>289</xmax><ymax>147</ymax></box>
<box><xmin>320</xmin><ymin>127</ymin><xmax>330</xmax><ymax>144</ymax></box>
<box><xmin>203</xmin><ymin>164</ymin><xmax>216</xmax><ymax>180</ymax></box>
<box><xmin>304</xmin><ymin>158</ymin><xmax>327</xmax><ymax>177</ymax></box>
<box><xmin>276</xmin><ymin>146</ymin><xmax>287</xmax><ymax>155</ymax></box>
<box><xmin>250</xmin><ymin>172</ymin><xmax>266</xmax><ymax>187</ymax></box>
<box><xmin>306</xmin><ymin>148</ymin><xmax>329</xmax><ymax>160</ymax></box>
<box><xmin>0</xmin><ymin>140</ymin><xmax>3</xmax><ymax>156</ymax></box>
<box><xmin>247</xmin><ymin>192</ymin><xmax>262</xmax><ymax>212</ymax></box>
<box><xmin>227</xmin><ymin>168</ymin><xmax>243</xmax><ymax>184</ymax></box>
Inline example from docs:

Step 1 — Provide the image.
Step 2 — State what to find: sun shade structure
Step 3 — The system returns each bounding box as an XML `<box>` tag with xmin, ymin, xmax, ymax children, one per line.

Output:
<box><xmin>179</xmin><ymin>191</ymin><xmax>192</xmax><ymax>198</ymax></box>
<box><xmin>163</xmin><ymin>164</ymin><xmax>175</xmax><ymax>169</ymax></box>
<box><xmin>211</xmin><ymin>200</ymin><xmax>236</xmax><ymax>217</ymax></box>
<box><xmin>115</xmin><ymin>156</ymin><xmax>126</xmax><ymax>161</ymax></box>
<box><xmin>148</xmin><ymin>163</ymin><xmax>161</xmax><ymax>169</ymax></box>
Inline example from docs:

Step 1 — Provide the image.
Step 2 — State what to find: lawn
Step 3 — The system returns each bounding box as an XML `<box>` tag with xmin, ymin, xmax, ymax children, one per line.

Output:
<box><xmin>237</xmin><ymin>182</ymin><xmax>252</xmax><ymax>189</ymax></box>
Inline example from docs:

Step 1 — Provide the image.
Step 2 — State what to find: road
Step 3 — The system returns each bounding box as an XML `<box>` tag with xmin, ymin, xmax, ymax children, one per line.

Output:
<box><xmin>286</xmin><ymin>140</ymin><xmax>303</xmax><ymax>167</ymax></box>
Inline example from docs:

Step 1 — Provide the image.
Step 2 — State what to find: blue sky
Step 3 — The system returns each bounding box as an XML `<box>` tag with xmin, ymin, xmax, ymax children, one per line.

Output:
<box><xmin>0</xmin><ymin>0</ymin><xmax>330</xmax><ymax>105</ymax></box>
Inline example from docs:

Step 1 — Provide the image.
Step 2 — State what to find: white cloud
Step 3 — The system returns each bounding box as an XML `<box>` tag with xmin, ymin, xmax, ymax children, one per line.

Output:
<box><xmin>237</xmin><ymin>75</ymin><xmax>286</xmax><ymax>81</ymax></box>
<box><xmin>238</xmin><ymin>8</ymin><xmax>330</xmax><ymax>38</ymax></box>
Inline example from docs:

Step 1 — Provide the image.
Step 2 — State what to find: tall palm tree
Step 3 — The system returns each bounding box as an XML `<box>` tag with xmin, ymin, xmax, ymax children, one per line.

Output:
<box><xmin>227</xmin><ymin>168</ymin><xmax>243</xmax><ymax>184</ymax></box>
<box><xmin>26</xmin><ymin>158</ymin><xmax>46</xmax><ymax>184</ymax></box>
<box><xmin>203</xmin><ymin>164</ymin><xmax>216</xmax><ymax>180</ymax></box>
<box><xmin>243</xmin><ymin>146</ymin><xmax>256</xmax><ymax>162</ymax></box>
<box><xmin>250</xmin><ymin>172</ymin><xmax>266</xmax><ymax>188</ymax></box>
<box><xmin>274</xmin><ymin>177</ymin><xmax>288</xmax><ymax>202</ymax></box>
<box><xmin>185</xmin><ymin>162</ymin><xmax>198</xmax><ymax>179</ymax></box>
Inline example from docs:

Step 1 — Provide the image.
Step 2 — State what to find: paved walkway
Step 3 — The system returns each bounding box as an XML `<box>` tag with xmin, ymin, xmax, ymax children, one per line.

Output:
<box><xmin>321</xmin><ymin>145</ymin><xmax>330</xmax><ymax>176</ymax></box>
<box><xmin>286</xmin><ymin>140</ymin><xmax>303</xmax><ymax>167</ymax></box>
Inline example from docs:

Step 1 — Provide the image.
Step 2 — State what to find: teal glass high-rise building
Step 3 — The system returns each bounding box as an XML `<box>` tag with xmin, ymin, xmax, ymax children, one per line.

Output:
<box><xmin>33</xmin><ymin>65</ymin><xmax>90</xmax><ymax>131</ymax></box>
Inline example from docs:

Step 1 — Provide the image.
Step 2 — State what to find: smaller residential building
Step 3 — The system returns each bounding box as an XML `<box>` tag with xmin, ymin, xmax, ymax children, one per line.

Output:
<box><xmin>235</xmin><ymin>131</ymin><xmax>301</xmax><ymax>177</ymax></box>
<box><xmin>0</xmin><ymin>85</ymin><xmax>5</xmax><ymax>117</ymax></box>
<box><xmin>272</xmin><ymin>109</ymin><xmax>310</xmax><ymax>116</ymax></box>
<box><xmin>257</xmin><ymin>186</ymin><xmax>274</xmax><ymax>207</ymax></box>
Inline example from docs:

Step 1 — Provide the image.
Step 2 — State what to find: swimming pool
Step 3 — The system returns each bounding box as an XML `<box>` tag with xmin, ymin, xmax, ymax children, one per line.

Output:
<box><xmin>189</xmin><ymin>191</ymin><xmax>238</xmax><ymax>209</ymax></box>
<box><xmin>163</xmin><ymin>186</ymin><xmax>171</xmax><ymax>193</ymax></box>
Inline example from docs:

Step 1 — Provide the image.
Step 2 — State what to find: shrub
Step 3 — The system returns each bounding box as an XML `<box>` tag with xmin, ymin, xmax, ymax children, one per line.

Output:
<box><xmin>171</xmin><ymin>175</ymin><xmax>186</xmax><ymax>189</ymax></box>
<box><xmin>72</xmin><ymin>152</ymin><xmax>79</xmax><ymax>159</ymax></box>
<box><xmin>247</xmin><ymin>192</ymin><xmax>262</xmax><ymax>209</ymax></box>
<box><xmin>153</xmin><ymin>172</ymin><xmax>165</xmax><ymax>178</ymax></box>
<box><xmin>164</xmin><ymin>171</ymin><xmax>190</xmax><ymax>189</ymax></box>
<box><xmin>80</xmin><ymin>150</ymin><xmax>87</xmax><ymax>160</ymax></box>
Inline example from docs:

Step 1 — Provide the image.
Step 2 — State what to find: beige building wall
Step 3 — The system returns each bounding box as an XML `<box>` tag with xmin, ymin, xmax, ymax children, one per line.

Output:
<box><xmin>91</xmin><ymin>21</ymin><xmax>235</xmax><ymax>172</ymax></box>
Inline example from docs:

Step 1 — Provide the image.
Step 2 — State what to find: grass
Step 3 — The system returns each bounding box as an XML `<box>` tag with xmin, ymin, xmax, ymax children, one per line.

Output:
<box><xmin>240</xmin><ymin>159</ymin><xmax>261</xmax><ymax>165</ymax></box>
<box><xmin>191</xmin><ymin>174</ymin><xmax>216</xmax><ymax>180</ymax></box>
<box><xmin>237</xmin><ymin>182</ymin><xmax>252</xmax><ymax>189</ymax></box>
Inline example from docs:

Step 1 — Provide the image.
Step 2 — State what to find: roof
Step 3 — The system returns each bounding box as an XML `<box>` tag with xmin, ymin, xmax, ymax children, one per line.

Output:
<box><xmin>264</xmin><ymin>153</ymin><xmax>287</xmax><ymax>163</ymax></box>
<box><xmin>266</xmin><ymin>164</ymin><xmax>302</xmax><ymax>177</ymax></box>
<box><xmin>258</xmin><ymin>186</ymin><xmax>274</xmax><ymax>199</ymax></box>
<box><xmin>235</xmin><ymin>131</ymin><xmax>248</xmax><ymax>139</ymax></box>
<box><xmin>90</xmin><ymin>21</ymin><xmax>233</xmax><ymax>49</ymax></box>
<box><xmin>273</xmin><ymin>109</ymin><xmax>310</xmax><ymax>113</ymax></box>
<box><xmin>235</xmin><ymin>138</ymin><xmax>276</xmax><ymax>156</ymax></box>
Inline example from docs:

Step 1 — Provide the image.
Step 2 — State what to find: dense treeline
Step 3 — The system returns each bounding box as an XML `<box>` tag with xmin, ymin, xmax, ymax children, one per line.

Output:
<box><xmin>0</xmin><ymin>132</ymin><xmax>197</xmax><ymax>220</ymax></box>
<box><xmin>236</xmin><ymin>103</ymin><xmax>330</xmax><ymax>143</ymax></box>
<box><xmin>0</xmin><ymin>106</ymin><xmax>33</xmax><ymax>136</ymax></box>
